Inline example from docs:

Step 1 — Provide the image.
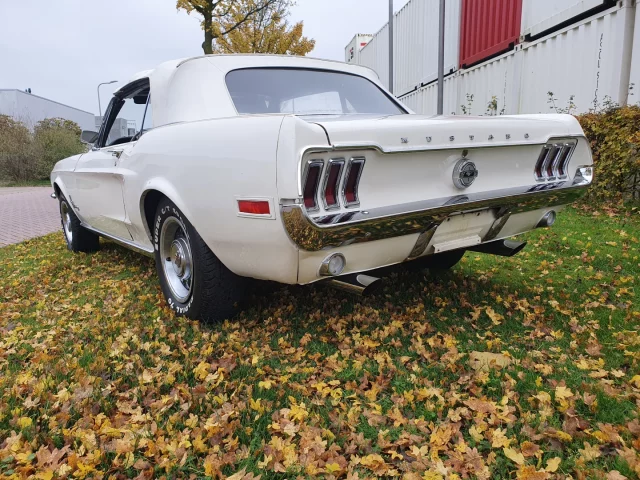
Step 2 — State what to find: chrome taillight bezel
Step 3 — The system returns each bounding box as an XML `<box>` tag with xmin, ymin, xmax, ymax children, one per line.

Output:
<box><xmin>341</xmin><ymin>157</ymin><xmax>366</xmax><ymax>208</ymax></box>
<box><xmin>320</xmin><ymin>158</ymin><xmax>345</xmax><ymax>211</ymax></box>
<box><xmin>303</xmin><ymin>159</ymin><xmax>324</xmax><ymax>212</ymax></box>
<box><xmin>535</xmin><ymin>139</ymin><xmax>577</xmax><ymax>182</ymax></box>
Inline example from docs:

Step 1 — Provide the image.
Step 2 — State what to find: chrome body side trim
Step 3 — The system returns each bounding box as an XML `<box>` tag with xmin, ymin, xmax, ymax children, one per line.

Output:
<box><xmin>81</xmin><ymin>223</ymin><xmax>155</xmax><ymax>257</ymax></box>
<box><xmin>281</xmin><ymin>176</ymin><xmax>591</xmax><ymax>252</ymax></box>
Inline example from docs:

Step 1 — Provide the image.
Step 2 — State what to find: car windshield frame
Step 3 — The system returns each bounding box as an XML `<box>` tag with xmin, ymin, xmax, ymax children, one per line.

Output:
<box><xmin>225</xmin><ymin>67</ymin><xmax>408</xmax><ymax>116</ymax></box>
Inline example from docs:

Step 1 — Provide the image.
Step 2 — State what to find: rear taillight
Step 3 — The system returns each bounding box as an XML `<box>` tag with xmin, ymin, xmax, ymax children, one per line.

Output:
<box><xmin>555</xmin><ymin>144</ymin><xmax>573</xmax><ymax>178</ymax></box>
<box><xmin>535</xmin><ymin>140</ymin><xmax>577</xmax><ymax>182</ymax></box>
<box><xmin>302</xmin><ymin>156</ymin><xmax>365</xmax><ymax>212</ymax></box>
<box><xmin>322</xmin><ymin>159</ymin><xmax>344</xmax><ymax>209</ymax></box>
<box><xmin>545</xmin><ymin>146</ymin><xmax>561</xmax><ymax>179</ymax></box>
<box><xmin>343</xmin><ymin>157</ymin><xmax>365</xmax><ymax>206</ymax></box>
<box><xmin>303</xmin><ymin>160</ymin><xmax>323</xmax><ymax>210</ymax></box>
<box><xmin>535</xmin><ymin>146</ymin><xmax>550</xmax><ymax>180</ymax></box>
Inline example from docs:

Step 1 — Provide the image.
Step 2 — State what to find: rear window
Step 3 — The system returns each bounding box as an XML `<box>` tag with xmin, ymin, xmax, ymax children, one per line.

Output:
<box><xmin>226</xmin><ymin>68</ymin><xmax>406</xmax><ymax>116</ymax></box>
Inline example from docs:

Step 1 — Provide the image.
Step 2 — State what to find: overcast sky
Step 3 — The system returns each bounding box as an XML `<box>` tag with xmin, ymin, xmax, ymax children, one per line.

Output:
<box><xmin>0</xmin><ymin>0</ymin><xmax>408</xmax><ymax>116</ymax></box>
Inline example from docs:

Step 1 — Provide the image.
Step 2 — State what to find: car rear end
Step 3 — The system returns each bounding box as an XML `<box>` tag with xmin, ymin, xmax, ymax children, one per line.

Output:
<box><xmin>224</xmin><ymin>63</ymin><xmax>593</xmax><ymax>287</ymax></box>
<box><xmin>276</xmin><ymin>113</ymin><xmax>593</xmax><ymax>285</ymax></box>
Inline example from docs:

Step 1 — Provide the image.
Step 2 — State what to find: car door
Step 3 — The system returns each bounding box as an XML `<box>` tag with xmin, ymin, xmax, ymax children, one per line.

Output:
<box><xmin>68</xmin><ymin>80</ymin><xmax>149</xmax><ymax>241</ymax></box>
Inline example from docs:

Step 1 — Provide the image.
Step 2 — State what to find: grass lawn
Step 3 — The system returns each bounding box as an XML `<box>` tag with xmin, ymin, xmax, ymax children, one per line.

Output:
<box><xmin>0</xmin><ymin>206</ymin><xmax>639</xmax><ymax>479</ymax></box>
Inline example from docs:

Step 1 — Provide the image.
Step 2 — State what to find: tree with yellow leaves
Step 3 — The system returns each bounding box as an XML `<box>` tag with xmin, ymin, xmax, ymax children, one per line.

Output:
<box><xmin>213</xmin><ymin>0</ymin><xmax>315</xmax><ymax>56</ymax></box>
<box><xmin>177</xmin><ymin>0</ymin><xmax>314</xmax><ymax>56</ymax></box>
<box><xmin>177</xmin><ymin>0</ymin><xmax>279</xmax><ymax>54</ymax></box>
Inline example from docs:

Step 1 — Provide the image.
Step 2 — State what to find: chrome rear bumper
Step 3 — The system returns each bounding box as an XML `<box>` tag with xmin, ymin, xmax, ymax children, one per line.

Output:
<box><xmin>282</xmin><ymin>173</ymin><xmax>592</xmax><ymax>252</ymax></box>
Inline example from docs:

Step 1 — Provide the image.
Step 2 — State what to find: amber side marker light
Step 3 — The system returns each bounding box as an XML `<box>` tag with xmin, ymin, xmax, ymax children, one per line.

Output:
<box><xmin>238</xmin><ymin>200</ymin><xmax>270</xmax><ymax>215</ymax></box>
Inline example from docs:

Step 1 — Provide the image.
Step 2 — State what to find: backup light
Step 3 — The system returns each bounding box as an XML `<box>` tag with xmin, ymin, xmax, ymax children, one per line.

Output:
<box><xmin>573</xmin><ymin>166</ymin><xmax>594</xmax><ymax>185</ymax></box>
<box><xmin>319</xmin><ymin>253</ymin><xmax>346</xmax><ymax>277</ymax></box>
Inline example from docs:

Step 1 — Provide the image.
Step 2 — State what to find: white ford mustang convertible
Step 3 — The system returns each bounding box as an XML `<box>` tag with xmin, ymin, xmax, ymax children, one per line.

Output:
<box><xmin>51</xmin><ymin>55</ymin><xmax>594</xmax><ymax>322</ymax></box>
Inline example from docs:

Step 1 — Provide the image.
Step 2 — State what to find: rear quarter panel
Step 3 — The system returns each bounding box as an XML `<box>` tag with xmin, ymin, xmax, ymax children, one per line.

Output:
<box><xmin>121</xmin><ymin>115</ymin><xmax>302</xmax><ymax>284</ymax></box>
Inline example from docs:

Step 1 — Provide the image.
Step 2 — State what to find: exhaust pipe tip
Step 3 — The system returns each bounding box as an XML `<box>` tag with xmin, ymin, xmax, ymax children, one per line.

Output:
<box><xmin>536</xmin><ymin>210</ymin><xmax>557</xmax><ymax>229</ymax></box>
<box><xmin>327</xmin><ymin>273</ymin><xmax>383</xmax><ymax>297</ymax></box>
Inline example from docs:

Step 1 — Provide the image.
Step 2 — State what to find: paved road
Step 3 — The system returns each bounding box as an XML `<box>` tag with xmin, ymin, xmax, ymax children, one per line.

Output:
<box><xmin>0</xmin><ymin>187</ymin><xmax>61</xmax><ymax>247</ymax></box>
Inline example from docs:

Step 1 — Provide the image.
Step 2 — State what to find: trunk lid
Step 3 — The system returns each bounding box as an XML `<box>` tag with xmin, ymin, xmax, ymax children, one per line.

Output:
<box><xmin>305</xmin><ymin>113</ymin><xmax>582</xmax><ymax>151</ymax></box>
<box><xmin>296</xmin><ymin>113</ymin><xmax>588</xmax><ymax>216</ymax></box>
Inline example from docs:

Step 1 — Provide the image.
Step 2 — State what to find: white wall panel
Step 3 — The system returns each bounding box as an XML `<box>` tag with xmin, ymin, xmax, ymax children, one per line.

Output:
<box><xmin>359</xmin><ymin>24</ymin><xmax>390</xmax><ymax>90</ymax></box>
<box><xmin>628</xmin><ymin>3</ymin><xmax>640</xmax><ymax>106</ymax></box>
<box><xmin>521</xmin><ymin>0</ymin><xmax>609</xmax><ymax>38</ymax></box>
<box><xmin>345</xmin><ymin>34</ymin><xmax>373</xmax><ymax>64</ymax></box>
<box><xmin>520</xmin><ymin>4</ymin><xmax>635</xmax><ymax>114</ymax></box>
<box><xmin>394</xmin><ymin>0</ymin><xmax>460</xmax><ymax>95</ymax></box>
<box><xmin>398</xmin><ymin>74</ymin><xmax>460</xmax><ymax>116</ymax></box>
<box><xmin>457</xmin><ymin>50</ymin><xmax>521</xmax><ymax>115</ymax></box>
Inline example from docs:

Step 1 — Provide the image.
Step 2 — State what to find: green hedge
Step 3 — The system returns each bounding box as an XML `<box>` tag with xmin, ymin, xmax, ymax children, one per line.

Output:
<box><xmin>0</xmin><ymin>115</ymin><xmax>85</xmax><ymax>183</ymax></box>
<box><xmin>577</xmin><ymin>105</ymin><xmax>640</xmax><ymax>202</ymax></box>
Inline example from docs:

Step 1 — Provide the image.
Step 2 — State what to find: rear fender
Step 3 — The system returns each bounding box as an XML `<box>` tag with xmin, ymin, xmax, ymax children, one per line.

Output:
<box><xmin>139</xmin><ymin>179</ymin><xmax>195</xmax><ymax>248</ymax></box>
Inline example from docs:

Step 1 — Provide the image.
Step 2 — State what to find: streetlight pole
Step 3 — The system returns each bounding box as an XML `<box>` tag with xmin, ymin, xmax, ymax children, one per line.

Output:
<box><xmin>389</xmin><ymin>0</ymin><xmax>394</xmax><ymax>94</ymax></box>
<box><xmin>97</xmin><ymin>80</ymin><xmax>117</xmax><ymax>117</ymax></box>
<box><xmin>437</xmin><ymin>0</ymin><xmax>445</xmax><ymax>115</ymax></box>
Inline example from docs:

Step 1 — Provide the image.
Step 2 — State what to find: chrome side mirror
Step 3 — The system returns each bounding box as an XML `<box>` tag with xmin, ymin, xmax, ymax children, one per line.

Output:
<box><xmin>80</xmin><ymin>130</ymin><xmax>99</xmax><ymax>145</ymax></box>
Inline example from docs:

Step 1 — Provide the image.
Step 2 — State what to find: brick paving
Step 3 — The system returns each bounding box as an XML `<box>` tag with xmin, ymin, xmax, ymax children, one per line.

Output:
<box><xmin>0</xmin><ymin>187</ymin><xmax>61</xmax><ymax>247</ymax></box>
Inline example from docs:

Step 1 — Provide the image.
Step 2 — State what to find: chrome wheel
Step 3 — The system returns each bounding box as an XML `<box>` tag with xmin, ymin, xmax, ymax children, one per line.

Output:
<box><xmin>60</xmin><ymin>200</ymin><xmax>73</xmax><ymax>244</ymax></box>
<box><xmin>160</xmin><ymin>216</ymin><xmax>193</xmax><ymax>303</ymax></box>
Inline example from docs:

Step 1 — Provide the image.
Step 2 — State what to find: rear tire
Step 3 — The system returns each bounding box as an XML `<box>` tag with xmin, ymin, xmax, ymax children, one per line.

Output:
<box><xmin>153</xmin><ymin>198</ymin><xmax>246</xmax><ymax>323</ymax></box>
<box><xmin>404</xmin><ymin>249</ymin><xmax>465</xmax><ymax>273</ymax></box>
<box><xmin>58</xmin><ymin>195</ymin><xmax>100</xmax><ymax>253</ymax></box>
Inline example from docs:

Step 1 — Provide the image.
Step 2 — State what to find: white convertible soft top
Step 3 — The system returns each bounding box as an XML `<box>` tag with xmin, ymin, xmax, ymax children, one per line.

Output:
<box><xmin>119</xmin><ymin>55</ymin><xmax>387</xmax><ymax>128</ymax></box>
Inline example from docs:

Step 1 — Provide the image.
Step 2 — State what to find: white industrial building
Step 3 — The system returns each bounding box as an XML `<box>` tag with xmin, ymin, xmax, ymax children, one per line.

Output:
<box><xmin>94</xmin><ymin>116</ymin><xmax>137</xmax><ymax>145</ymax></box>
<box><xmin>346</xmin><ymin>0</ymin><xmax>640</xmax><ymax>116</ymax></box>
<box><xmin>0</xmin><ymin>89</ymin><xmax>95</xmax><ymax>130</ymax></box>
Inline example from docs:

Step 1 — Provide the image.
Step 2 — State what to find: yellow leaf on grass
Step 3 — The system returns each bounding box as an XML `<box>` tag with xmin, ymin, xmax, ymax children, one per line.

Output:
<box><xmin>555</xmin><ymin>386</ymin><xmax>574</xmax><ymax>401</ymax></box>
<box><xmin>485</xmin><ymin>307</ymin><xmax>504</xmax><ymax>325</ymax></box>
<box><xmin>193</xmin><ymin>361</ymin><xmax>210</xmax><ymax>381</ymax></box>
<box><xmin>423</xmin><ymin>472</ymin><xmax>445</xmax><ymax>480</ymax></box>
<box><xmin>227</xmin><ymin>467</ymin><xmax>248</xmax><ymax>480</ymax></box>
<box><xmin>545</xmin><ymin>457</ymin><xmax>561</xmax><ymax>472</ymax></box>
<box><xmin>469</xmin><ymin>425</ymin><xmax>484</xmax><ymax>442</ymax></box>
<box><xmin>578</xmin><ymin>442</ymin><xmax>602</xmax><ymax>462</ymax></box>
<box><xmin>363</xmin><ymin>338</ymin><xmax>380</xmax><ymax>348</ymax></box>
<box><xmin>258</xmin><ymin>379</ymin><xmax>273</xmax><ymax>390</ymax></box>
<box><xmin>503</xmin><ymin>447</ymin><xmax>525</xmax><ymax>465</ymax></box>
<box><xmin>469</xmin><ymin>352</ymin><xmax>512</xmax><ymax>372</ymax></box>
<box><xmin>17</xmin><ymin>417</ymin><xmax>32</xmax><ymax>429</ymax></box>
<box><xmin>290</xmin><ymin>403</ymin><xmax>308</xmax><ymax>422</ymax></box>
<box><xmin>491</xmin><ymin>428</ymin><xmax>511</xmax><ymax>448</ymax></box>
<box><xmin>630</xmin><ymin>375</ymin><xmax>640</xmax><ymax>388</ymax></box>
<box><xmin>34</xmin><ymin>471</ymin><xmax>54</xmax><ymax>480</ymax></box>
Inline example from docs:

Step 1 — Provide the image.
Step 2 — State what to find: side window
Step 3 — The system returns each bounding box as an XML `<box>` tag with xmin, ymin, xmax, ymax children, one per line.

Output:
<box><xmin>96</xmin><ymin>80</ymin><xmax>151</xmax><ymax>148</ymax></box>
<box><xmin>103</xmin><ymin>95</ymin><xmax>148</xmax><ymax>146</ymax></box>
